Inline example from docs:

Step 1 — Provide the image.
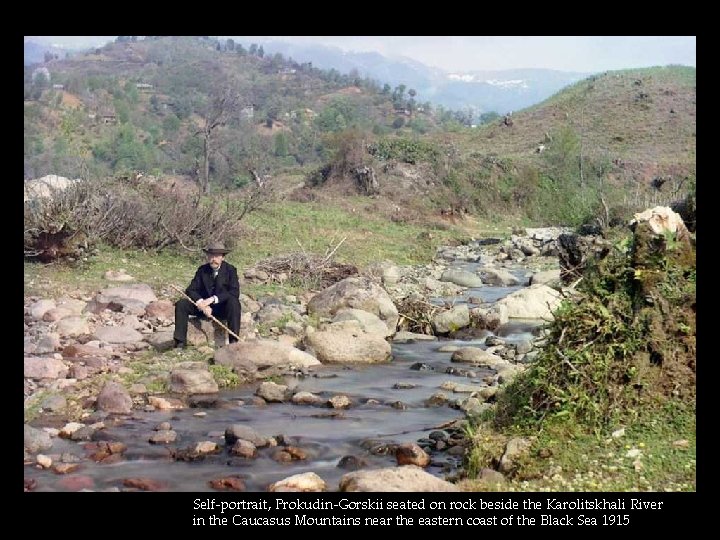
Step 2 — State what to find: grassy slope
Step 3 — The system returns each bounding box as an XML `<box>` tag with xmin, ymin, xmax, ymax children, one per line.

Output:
<box><xmin>24</xmin><ymin>198</ymin><xmax>513</xmax><ymax>299</ymax></box>
<box><xmin>434</xmin><ymin>66</ymin><xmax>696</xmax><ymax>178</ymax></box>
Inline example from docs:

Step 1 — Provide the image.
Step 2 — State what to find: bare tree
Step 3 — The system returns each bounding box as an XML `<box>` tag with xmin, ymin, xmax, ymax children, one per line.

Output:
<box><xmin>196</xmin><ymin>84</ymin><xmax>241</xmax><ymax>194</ymax></box>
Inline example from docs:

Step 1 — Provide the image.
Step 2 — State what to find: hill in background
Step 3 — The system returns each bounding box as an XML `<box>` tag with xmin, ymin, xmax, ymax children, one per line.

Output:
<box><xmin>231</xmin><ymin>38</ymin><xmax>589</xmax><ymax>115</ymax></box>
<box><xmin>24</xmin><ymin>36</ymin><xmax>696</xmax><ymax>228</ymax></box>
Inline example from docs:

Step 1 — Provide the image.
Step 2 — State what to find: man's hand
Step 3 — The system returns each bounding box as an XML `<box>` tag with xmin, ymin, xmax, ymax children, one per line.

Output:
<box><xmin>195</xmin><ymin>298</ymin><xmax>213</xmax><ymax>317</ymax></box>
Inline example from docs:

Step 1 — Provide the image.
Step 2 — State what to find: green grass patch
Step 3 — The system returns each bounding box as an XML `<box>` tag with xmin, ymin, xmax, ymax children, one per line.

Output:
<box><xmin>464</xmin><ymin>401</ymin><xmax>695</xmax><ymax>492</ymax></box>
<box><xmin>24</xmin><ymin>244</ymin><xmax>198</xmax><ymax>298</ymax></box>
<box><xmin>24</xmin><ymin>389</ymin><xmax>50</xmax><ymax>423</ymax></box>
<box><xmin>238</xmin><ymin>199</ymin><xmax>468</xmax><ymax>268</ymax></box>
<box><xmin>208</xmin><ymin>364</ymin><xmax>240</xmax><ymax>389</ymax></box>
<box><xmin>120</xmin><ymin>347</ymin><xmax>212</xmax><ymax>394</ymax></box>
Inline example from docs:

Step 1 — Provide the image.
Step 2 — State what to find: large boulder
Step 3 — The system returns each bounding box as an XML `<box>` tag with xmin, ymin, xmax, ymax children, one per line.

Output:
<box><xmin>304</xmin><ymin>322</ymin><xmax>391</xmax><ymax>364</ymax></box>
<box><xmin>495</xmin><ymin>284</ymin><xmax>562</xmax><ymax>320</ymax></box>
<box><xmin>214</xmin><ymin>339</ymin><xmax>320</xmax><ymax>379</ymax></box>
<box><xmin>307</xmin><ymin>277</ymin><xmax>398</xmax><ymax>332</ymax></box>
<box><xmin>630</xmin><ymin>205</ymin><xmax>690</xmax><ymax>240</ymax></box>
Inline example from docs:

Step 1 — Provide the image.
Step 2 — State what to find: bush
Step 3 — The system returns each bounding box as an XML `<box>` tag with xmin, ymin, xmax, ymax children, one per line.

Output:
<box><xmin>493</xmin><ymin>227</ymin><xmax>696</xmax><ymax>431</ymax></box>
<box><xmin>367</xmin><ymin>137</ymin><xmax>440</xmax><ymax>165</ymax></box>
<box><xmin>24</xmin><ymin>177</ymin><xmax>271</xmax><ymax>260</ymax></box>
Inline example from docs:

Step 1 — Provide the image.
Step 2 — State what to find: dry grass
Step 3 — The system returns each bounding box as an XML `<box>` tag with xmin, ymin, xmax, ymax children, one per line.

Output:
<box><xmin>430</xmin><ymin>66</ymin><xmax>696</xmax><ymax>186</ymax></box>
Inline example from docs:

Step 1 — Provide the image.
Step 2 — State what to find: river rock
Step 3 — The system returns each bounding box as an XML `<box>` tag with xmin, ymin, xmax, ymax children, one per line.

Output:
<box><xmin>224</xmin><ymin>425</ymin><xmax>269</xmax><ymax>447</ymax></box>
<box><xmin>479</xmin><ymin>267</ymin><xmax>520</xmax><ymax>286</ymax></box>
<box><xmin>339</xmin><ymin>465</ymin><xmax>460</xmax><ymax>492</ymax></box>
<box><xmin>230</xmin><ymin>439</ymin><xmax>257</xmax><ymax>458</ymax></box>
<box><xmin>96</xmin><ymin>381</ymin><xmax>133</xmax><ymax>414</ymax></box>
<box><xmin>304</xmin><ymin>323</ymin><xmax>391</xmax><ymax>364</ymax></box>
<box><xmin>393</xmin><ymin>331</ymin><xmax>438</xmax><ymax>342</ymax></box>
<box><xmin>432</xmin><ymin>304</ymin><xmax>470</xmax><ymax>333</ymax></box>
<box><xmin>24</xmin><ymin>424</ymin><xmax>53</xmax><ymax>454</ymax></box>
<box><xmin>209</xmin><ymin>476</ymin><xmax>245</xmax><ymax>491</ymax></box>
<box><xmin>395</xmin><ymin>443</ymin><xmax>430</xmax><ymax>467</ymax></box>
<box><xmin>93</xmin><ymin>326</ymin><xmax>144</xmax><ymax>344</ymax></box>
<box><xmin>149</xmin><ymin>430</ymin><xmax>177</xmax><ymax>444</ymax></box>
<box><xmin>214</xmin><ymin>339</ymin><xmax>319</xmax><ymax>378</ymax></box>
<box><xmin>269</xmin><ymin>472</ymin><xmax>327</xmax><ymax>492</ymax></box>
<box><xmin>440</xmin><ymin>269</ymin><xmax>483</xmax><ymax>288</ymax></box>
<box><xmin>529</xmin><ymin>269</ymin><xmax>561</xmax><ymax>286</ymax></box>
<box><xmin>495</xmin><ymin>284</ymin><xmax>562</xmax><ymax>319</ymax></box>
<box><xmin>169</xmin><ymin>369</ymin><xmax>218</xmax><ymax>394</ymax></box>
<box><xmin>256</xmin><ymin>381</ymin><xmax>289</xmax><ymax>402</ymax></box>
<box><xmin>291</xmin><ymin>391</ymin><xmax>324</xmax><ymax>405</ymax></box>
<box><xmin>96</xmin><ymin>284</ymin><xmax>157</xmax><ymax>308</ymax></box>
<box><xmin>333</xmin><ymin>308</ymin><xmax>394</xmax><ymax>337</ymax></box>
<box><xmin>307</xmin><ymin>276</ymin><xmax>398</xmax><ymax>332</ymax></box>
<box><xmin>451</xmin><ymin>347</ymin><xmax>506</xmax><ymax>367</ymax></box>
<box><xmin>24</xmin><ymin>357</ymin><xmax>68</xmax><ymax>379</ymax></box>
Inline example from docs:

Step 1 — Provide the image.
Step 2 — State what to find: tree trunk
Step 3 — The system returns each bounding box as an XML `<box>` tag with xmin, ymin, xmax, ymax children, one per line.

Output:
<box><xmin>202</xmin><ymin>132</ymin><xmax>211</xmax><ymax>194</ymax></box>
<box><xmin>579</xmin><ymin>106</ymin><xmax>585</xmax><ymax>187</ymax></box>
<box><xmin>354</xmin><ymin>166</ymin><xmax>379</xmax><ymax>195</ymax></box>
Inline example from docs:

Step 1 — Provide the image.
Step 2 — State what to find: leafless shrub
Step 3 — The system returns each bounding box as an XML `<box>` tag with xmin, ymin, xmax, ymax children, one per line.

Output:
<box><xmin>24</xmin><ymin>176</ymin><xmax>276</xmax><ymax>261</ymax></box>
<box><xmin>251</xmin><ymin>236</ymin><xmax>357</xmax><ymax>289</ymax></box>
<box><xmin>396</xmin><ymin>296</ymin><xmax>441</xmax><ymax>335</ymax></box>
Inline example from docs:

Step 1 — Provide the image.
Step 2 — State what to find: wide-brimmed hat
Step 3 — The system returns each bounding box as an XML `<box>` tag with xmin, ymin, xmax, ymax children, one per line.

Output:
<box><xmin>202</xmin><ymin>242</ymin><xmax>231</xmax><ymax>255</ymax></box>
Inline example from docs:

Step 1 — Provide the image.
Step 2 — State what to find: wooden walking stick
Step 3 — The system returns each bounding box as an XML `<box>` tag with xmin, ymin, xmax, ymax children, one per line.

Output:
<box><xmin>170</xmin><ymin>284</ymin><xmax>242</xmax><ymax>343</ymax></box>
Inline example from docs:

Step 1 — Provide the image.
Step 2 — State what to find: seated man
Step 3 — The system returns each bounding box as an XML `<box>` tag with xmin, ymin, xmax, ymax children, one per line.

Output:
<box><xmin>173</xmin><ymin>242</ymin><xmax>241</xmax><ymax>348</ymax></box>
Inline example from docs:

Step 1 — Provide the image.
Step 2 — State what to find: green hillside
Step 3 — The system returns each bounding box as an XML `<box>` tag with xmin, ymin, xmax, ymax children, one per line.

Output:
<box><xmin>24</xmin><ymin>37</ymin><xmax>696</xmax><ymax>231</ymax></box>
<box><xmin>24</xmin><ymin>36</ymin><xmax>445</xmax><ymax>186</ymax></box>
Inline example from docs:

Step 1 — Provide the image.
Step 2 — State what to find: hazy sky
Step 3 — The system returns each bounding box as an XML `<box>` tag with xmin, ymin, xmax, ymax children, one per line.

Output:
<box><xmin>25</xmin><ymin>36</ymin><xmax>696</xmax><ymax>73</ymax></box>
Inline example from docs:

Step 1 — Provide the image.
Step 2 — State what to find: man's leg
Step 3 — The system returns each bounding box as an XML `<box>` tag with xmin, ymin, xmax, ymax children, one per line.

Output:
<box><xmin>174</xmin><ymin>298</ymin><xmax>199</xmax><ymax>347</ymax></box>
<box><xmin>214</xmin><ymin>297</ymin><xmax>242</xmax><ymax>343</ymax></box>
